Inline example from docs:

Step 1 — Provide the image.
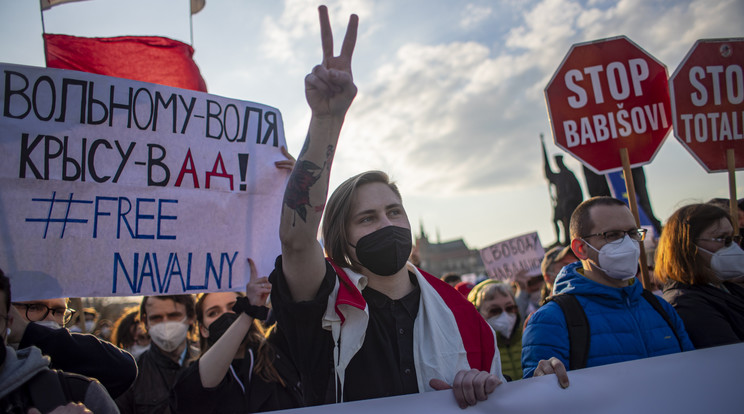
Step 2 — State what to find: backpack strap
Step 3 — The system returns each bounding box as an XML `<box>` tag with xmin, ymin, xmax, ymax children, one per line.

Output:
<box><xmin>27</xmin><ymin>369</ymin><xmax>67</xmax><ymax>414</ymax></box>
<box><xmin>548</xmin><ymin>294</ymin><xmax>590</xmax><ymax>370</ymax></box>
<box><xmin>641</xmin><ymin>289</ymin><xmax>683</xmax><ymax>351</ymax></box>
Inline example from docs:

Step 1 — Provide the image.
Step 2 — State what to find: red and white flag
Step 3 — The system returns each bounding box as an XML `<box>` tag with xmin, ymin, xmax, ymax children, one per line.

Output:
<box><xmin>44</xmin><ymin>33</ymin><xmax>208</xmax><ymax>92</ymax></box>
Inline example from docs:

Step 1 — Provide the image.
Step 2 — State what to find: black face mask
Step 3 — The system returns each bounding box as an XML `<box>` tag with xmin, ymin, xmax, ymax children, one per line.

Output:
<box><xmin>206</xmin><ymin>312</ymin><xmax>238</xmax><ymax>347</ymax></box>
<box><xmin>350</xmin><ymin>225</ymin><xmax>412</xmax><ymax>276</ymax></box>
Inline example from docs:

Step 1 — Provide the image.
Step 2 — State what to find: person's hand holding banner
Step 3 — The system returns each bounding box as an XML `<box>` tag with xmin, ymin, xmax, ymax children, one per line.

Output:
<box><xmin>534</xmin><ymin>357</ymin><xmax>570</xmax><ymax>389</ymax></box>
<box><xmin>274</xmin><ymin>146</ymin><xmax>296</xmax><ymax>172</ymax></box>
<box><xmin>429</xmin><ymin>369</ymin><xmax>502</xmax><ymax>409</ymax></box>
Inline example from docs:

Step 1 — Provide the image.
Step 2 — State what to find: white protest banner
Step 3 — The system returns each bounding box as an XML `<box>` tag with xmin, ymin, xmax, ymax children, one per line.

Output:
<box><xmin>272</xmin><ymin>342</ymin><xmax>743</xmax><ymax>414</ymax></box>
<box><xmin>0</xmin><ymin>63</ymin><xmax>288</xmax><ymax>300</ymax></box>
<box><xmin>479</xmin><ymin>232</ymin><xmax>544</xmax><ymax>281</ymax></box>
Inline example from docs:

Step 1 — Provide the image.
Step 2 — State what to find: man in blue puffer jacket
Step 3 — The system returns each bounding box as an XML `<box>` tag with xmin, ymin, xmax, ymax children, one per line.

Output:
<box><xmin>522</xmin><ymin>197</ymin><xmax>694</xmax><ymax>379</ymax></box>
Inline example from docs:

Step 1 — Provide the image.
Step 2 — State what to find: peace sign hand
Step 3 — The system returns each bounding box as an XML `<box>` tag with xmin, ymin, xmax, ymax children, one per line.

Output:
<box><xmin>305</xmin><ymin>5</ymin><xmax>359</xmax><ymax>117</ymax></box>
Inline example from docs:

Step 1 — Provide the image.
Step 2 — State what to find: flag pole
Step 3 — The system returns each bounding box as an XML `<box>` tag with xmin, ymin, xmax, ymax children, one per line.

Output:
<box><xmin>189</xmin><ymin>9</ymin><xmax>195</xmax><ymax>46</ymax></box>
<box><xmin>728</xmin><ymin>149</ymin><xmax>739</xmax><ymax>235</ymax></box>
<box><xmin>39</xmin><ymin>3</ymin><xmax>48</xmax><ymax>66</ymax></box>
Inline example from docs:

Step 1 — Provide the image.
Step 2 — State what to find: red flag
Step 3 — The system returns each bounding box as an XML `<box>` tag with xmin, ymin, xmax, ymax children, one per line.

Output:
<box><xmin>44</xmin><ymin>33</ymin><xmax>208</xmax><ymax>92</ymax></box>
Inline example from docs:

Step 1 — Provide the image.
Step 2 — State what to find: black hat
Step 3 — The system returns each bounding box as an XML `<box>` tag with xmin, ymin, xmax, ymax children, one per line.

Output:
<box><xmin>541</xmin><ymin>245</ymin><xmax>574</xmax><ymax>276</ymax></box>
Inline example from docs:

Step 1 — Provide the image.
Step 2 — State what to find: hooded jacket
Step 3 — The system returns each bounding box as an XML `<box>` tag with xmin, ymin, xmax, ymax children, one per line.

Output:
<box><xmin>522</xmin><ymin>262</ymin><xmax>694</xmax><ymax>378</ymax></box>
<box><xmin>0</xmin><ymin>345</ymin><xmax>119</xmax><ymax>413</ymax></box>
<box><xmin>0</xmin><ymin>346</ymin><xmax>49</xmax><ymax>399</ymax></box>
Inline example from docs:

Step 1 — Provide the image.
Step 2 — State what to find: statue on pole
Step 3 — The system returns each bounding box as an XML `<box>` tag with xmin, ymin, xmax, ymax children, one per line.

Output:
<box><xmin>541</xmin><ymin>134</ymin><xmax>583</xmax><ymax>245</ymax></box>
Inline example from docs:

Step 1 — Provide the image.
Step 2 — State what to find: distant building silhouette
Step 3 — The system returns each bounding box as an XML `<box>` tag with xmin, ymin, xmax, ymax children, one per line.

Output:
<box><xmin>415</xmin><ymin>223</ymin><xmax>485</xmax><ymax>277</ymax></box>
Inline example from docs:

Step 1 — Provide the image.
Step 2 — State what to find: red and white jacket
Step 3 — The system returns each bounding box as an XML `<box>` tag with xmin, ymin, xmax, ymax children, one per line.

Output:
<box><xmin>323</xmin><ymin>260</ymin><xmax>504</xmax><ymax>402</ymax></box>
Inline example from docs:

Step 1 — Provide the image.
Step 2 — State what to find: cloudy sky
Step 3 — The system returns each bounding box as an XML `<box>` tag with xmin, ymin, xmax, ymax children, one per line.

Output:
<box><xmin>2</xmin><ymin>0</ymin><xmax>743</xmax><ymax>252</ymax></box>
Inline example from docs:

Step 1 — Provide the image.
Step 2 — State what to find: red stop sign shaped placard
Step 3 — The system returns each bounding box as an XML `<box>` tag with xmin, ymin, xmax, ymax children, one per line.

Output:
<box><xmin>669</xmin><ymin>38</ymin><xmax>744</xmax><ymax>173</ymax></box>
<box><xmin>545</xmin><ymin>36</ymin><xmax>672</xmax><ymax>174</ymax></box>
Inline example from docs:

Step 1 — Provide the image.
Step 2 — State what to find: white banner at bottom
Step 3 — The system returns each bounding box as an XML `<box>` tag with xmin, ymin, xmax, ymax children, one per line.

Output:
<box><xmin>275</xmin><ymin>342</ymin><xmax>742</xmax><ymax>413</ymax></box>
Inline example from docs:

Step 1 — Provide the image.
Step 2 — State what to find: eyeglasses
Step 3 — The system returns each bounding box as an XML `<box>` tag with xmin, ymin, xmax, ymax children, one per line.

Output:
<box><xmin>582</xmin><ymin>228</ymin><xmax>647</xmax><ymax>243</ymax></box>
<box><xmin>12</xmin><ymin>303</ymin><xmax>76</xmax><ymax>325</ymax></box>
<box><xmin>697</xmin><ymin>235</ymin><xmax>742</xmax><ymax>247</ymax></box>
<box><xmin>489</xmin><ymin>304</ymin><xmax>518</xmax><ymax>317</ymax></box>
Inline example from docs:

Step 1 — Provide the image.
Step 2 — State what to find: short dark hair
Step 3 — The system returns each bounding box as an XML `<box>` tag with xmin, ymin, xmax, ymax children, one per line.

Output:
<box><xmin>441</xmin><ymin>273</ymin><xmax>461</xmax><ymax>285</ymax></box>
<box><xmin>569</xmin><ymin>196</ymin><xmax>626</xmax><ymax>240</ymax></box>
<box><xmin>140</xmin><ymin>295</ymin><xmax>196</xmax><ymax>328</ymax></box>
<box><xmin>0</xmin><ymin>268</ymin><xmax>10</xmax><ymax>312</ymax></box>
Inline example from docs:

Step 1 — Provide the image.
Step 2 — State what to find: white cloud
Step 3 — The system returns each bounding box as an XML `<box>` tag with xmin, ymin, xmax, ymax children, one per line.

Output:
<box><xmin>260</xmin><ymin>0</ymin><xmax>374</xmax><ymax>67</ymax></box>
<box><xmin>460</xmin><ymin>4</ymin><xmax>493</xmax><ymax>29</ymax></box>
<box><xmin>330</xmin><ymin>0</ymin><xmax>744</xmax><ymax>202</ymax></box>
<box><xmin>336</xmin><ymin>40</ymin><xmax>545</xmax><ymax>195</ymax></box>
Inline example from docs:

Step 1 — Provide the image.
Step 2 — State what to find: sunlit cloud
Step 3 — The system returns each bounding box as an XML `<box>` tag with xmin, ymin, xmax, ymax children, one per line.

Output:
<box><xmin>460</xmin><ymin>4</ymin><xmax>493</xmax><ymax>29</ymax></box>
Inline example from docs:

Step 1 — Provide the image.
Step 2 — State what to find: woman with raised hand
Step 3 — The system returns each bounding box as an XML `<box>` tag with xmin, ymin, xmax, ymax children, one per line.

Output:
<box><xmin>169</xmin><ymin>259</ymin><xmax>302</xmax><ymax>413</ymax></box>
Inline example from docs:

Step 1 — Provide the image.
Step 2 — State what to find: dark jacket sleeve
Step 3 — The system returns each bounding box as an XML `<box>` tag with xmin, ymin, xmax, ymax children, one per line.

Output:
<box><xmin>665</xmin><ymin>288</ymin><xmax>739</xmax><ymax>349</ymax></box>
<box><xmin>114</xmin><ymin>385</ymin><xmax>134</xmax><ymax>414</ymax></box>
<box><xmin>269</xmin><ymin>255</ymin><xmax>336</xmax><ymax>406</ymax></box>
<box><xmin>170</xmin><ymin>360</ymin><xmax>224</xmax><ymax>414</ymax></box>
<box><xmin>20</xmin><ymin>322</ymin><xmax>138</xmax><ymax>398</ymax></box>
<box><xmin>654</xmin><ymin>294</ymin><xmax>695</xmax><ymax>351</ymax></box>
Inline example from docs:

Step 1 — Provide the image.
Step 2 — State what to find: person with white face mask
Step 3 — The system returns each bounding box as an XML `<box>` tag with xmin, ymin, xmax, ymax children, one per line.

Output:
<box><xmin>468</xmin><ymin>280</ymin><xmax>523</xmax><ymax>381</ymax></box>
<box><xmin>7</xmin><ymin>297</ymin><xmax>137</xmax><ymax>399</ymax></box>
<box><xmin>656</xmin><ymin>203</ymin><xmax>744</xmax><ymax>349</ymax></box>
<box><xmin>115</xmin><ymin>295</ymin><xmax>198</xmax><ymax>414</ymax></box>
<box><xmin>522</xmin><ymin>196</ymin><xmax>694</xmax><ymax>380</ymax></box>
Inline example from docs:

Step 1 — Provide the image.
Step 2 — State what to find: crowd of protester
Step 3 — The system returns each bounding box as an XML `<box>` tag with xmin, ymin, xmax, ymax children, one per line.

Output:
<box><xmin>2</xmin><ymin>5</ymin><xmax>743</xmax><ymax>413</ymax></box>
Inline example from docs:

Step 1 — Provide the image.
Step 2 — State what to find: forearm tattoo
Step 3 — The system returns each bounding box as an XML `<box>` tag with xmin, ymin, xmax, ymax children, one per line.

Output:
<box><xmin>283</xmin><ymin>144</ymin><xmax>334</xmax><ymax>225</ymax></box>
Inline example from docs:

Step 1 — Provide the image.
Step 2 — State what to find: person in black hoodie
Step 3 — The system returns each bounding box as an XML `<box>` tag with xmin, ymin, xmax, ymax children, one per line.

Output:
<box><xmin>170</xmin><ymin>258</ymin><xmax>302</xmax><ymax>413</ymax></box>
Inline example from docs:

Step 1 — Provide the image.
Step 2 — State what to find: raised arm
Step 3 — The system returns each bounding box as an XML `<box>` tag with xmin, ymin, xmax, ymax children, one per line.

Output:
<box><xmin>280</xmin><ymin>5</ymin><xmax>358</xmax><ymax>302</ymax></box>
<box><xmin>198</xmin><ymin>260</ymin><xmax>262</xmax><ymax>388</ymax></box>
